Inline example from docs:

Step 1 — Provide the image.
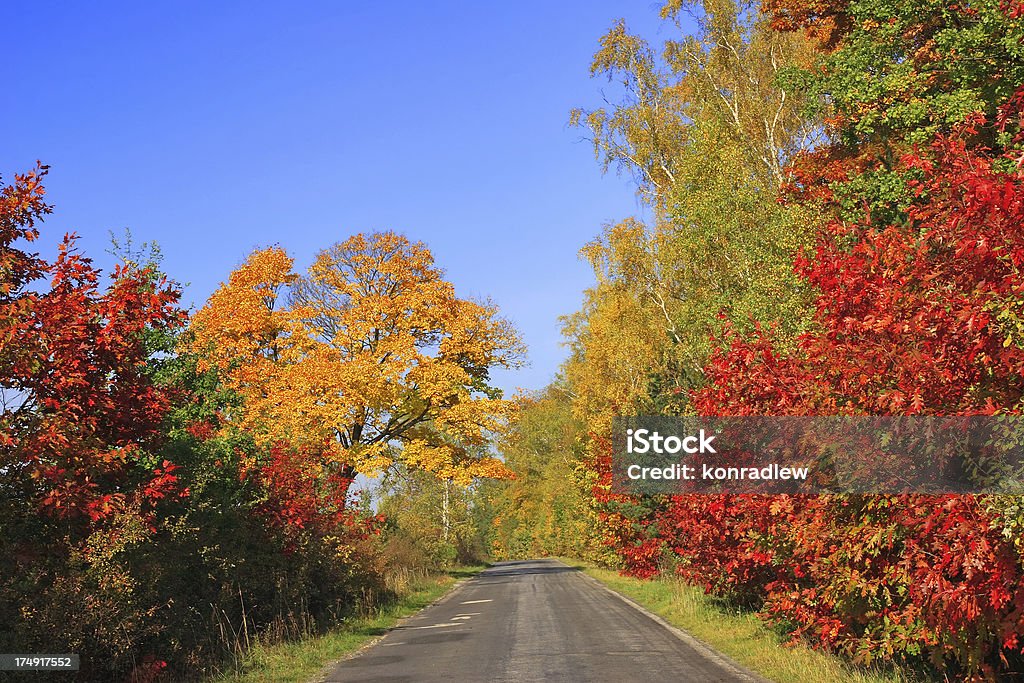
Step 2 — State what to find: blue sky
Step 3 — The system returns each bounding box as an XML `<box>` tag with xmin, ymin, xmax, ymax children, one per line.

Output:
<box><xmin>2</xmin><ymin>1</ymin><xmax>678</xmax><ymax>394</ymax></box>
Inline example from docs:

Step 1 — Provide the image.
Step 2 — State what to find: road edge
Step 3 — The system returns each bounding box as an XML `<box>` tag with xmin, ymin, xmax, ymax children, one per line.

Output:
<box><xmin>563</xmin><ymin>561</ymin><xmax>773</xmax><ymax>683</ymax></box>
<box><xmin>310</xmin><ymin>570</ymin><xmax>482</xmax><ymax>682</ymax></box>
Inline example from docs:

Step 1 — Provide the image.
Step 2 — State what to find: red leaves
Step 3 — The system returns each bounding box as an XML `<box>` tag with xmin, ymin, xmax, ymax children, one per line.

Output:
<box><xmin>658</xmin><ymin>494</ymin><xmax>791</xmax><ymax>603</ymax></box>
<box><xmin>1001</xmin><ymin>0</ymin><xmax>1024</xmax><ymax>20</ymax></box>
<box><xmin>762</xmin><ymin>0</ymin><xmax>854</xmax><ymax>49</ymax></box>
<box><xmin>698</xmin><ymin>90</ymin><xmax>1024</xmax><ymax>419</ymax></box>
<box><xmin>708</xmin><ymin>97</ymin><xmax>1024</xmax><ymax>671</ymax></box>
<box><xmin>1</xmin><ymin>167</ymin><xmax>186</xmax><ymax>530</ymax></box>
<box><xmin>591</xmin><ymin>90</ymin><xmax>1024</xmax><ymax>678</ymax></box>
<box><xmin>0</xmin><ymin>167</ymin><xmax>385</xmax><ymax>679</ymax></box>
<box><xmin>253</xmin><ymin>443</ymin><xmax>377</xmax><ymax>552</ymax></box>
<box><xmin>185</xmin><ymin>420</ymin><xmax>215</xmax><ymax>440</ymax></box>
<box><xmin>0</xmin><ymin>164</ymin><xmax>48</xmax><ymax>299</ymax></box>
<box><xmin>694</xmin><ymin>325</ymin><xmax>821</xmax><ymax>416</ymax></box>
<box><xmin>125</xmin><ymin>656</ymin><xmax>167</xmax><ymax>683</ymax></box>
<box><xmin>142</xmin><ymin>461</ymin><xmax>186</xmax><ymax>504</ymax></box>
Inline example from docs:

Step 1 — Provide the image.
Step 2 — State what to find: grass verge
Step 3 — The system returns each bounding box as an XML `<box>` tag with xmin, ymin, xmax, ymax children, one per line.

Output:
<box><xmin>207</xmin><ymin>565</ymin><xmax>485</xmax><ymax>683</ymax></box>
<box><xmin>565</xmin><ymin>559</ymin><xmax>923</xmax><ymax>683</ymax></box>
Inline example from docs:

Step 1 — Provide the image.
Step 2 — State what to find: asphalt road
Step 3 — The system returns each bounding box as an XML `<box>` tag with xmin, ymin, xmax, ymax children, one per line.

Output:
<box><xmin>324</xmin><ymin>559</ymin><xmax>767</xmax><ymax>683</ymax></box>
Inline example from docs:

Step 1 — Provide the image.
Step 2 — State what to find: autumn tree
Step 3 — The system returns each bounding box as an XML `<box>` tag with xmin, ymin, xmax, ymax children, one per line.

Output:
<box><xmin>766</xmin><ymin>0</ymin><xmax>1024</xmax><ymax>147</ymax></box>
<box><xmin>680</xmin><ymin>99</ymin><xmax>1024</xmax><ymax>675</ymax></box>
<box><xmin>572</xmin><ymin>0</ymin><xmax>821</xmax><ymax>201</ymax></box>
<box><xmin>564</xmin><ymin>0</ymin><xmax>822</xmax><ymax>430</ymax></box>
<box><xmin>0</xmin><ymin>166</ymin><xmax>198</xmax><ymax>679</ymax></box>
<box><xmin>558</xmin><ymin>2</ymin><xmax>1024</xmax><ymax>676</ymax></box>
<box><xmin>187</xmin><ymin>232</ymin><xmax>525</xmax><ymax>484</ymax></box>
<box><xmin>0</xmin><ymin>166</ymin><xmax>186</xmax><ymax>526</ymax></box>
<box><xmin>481</xmin><ymin>380</ymin><xmax>605</xmax><ymax>561</ymax></box>
<box><xmin>765</xmin><ymin>0</ymin><xmax>1024</xmax><ymax>230</ymax></box>
<box><xmin>549</xmin><ymin>0</ymin><xmax>825</xmax><ymax>599</ymax></box>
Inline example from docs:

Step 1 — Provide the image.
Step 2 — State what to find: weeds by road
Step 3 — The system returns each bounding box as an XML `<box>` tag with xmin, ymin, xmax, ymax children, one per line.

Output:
<box><xmin>207</xmin><ymin>565</ymin><xmax>486</xmax><ymax>683</ymax></box>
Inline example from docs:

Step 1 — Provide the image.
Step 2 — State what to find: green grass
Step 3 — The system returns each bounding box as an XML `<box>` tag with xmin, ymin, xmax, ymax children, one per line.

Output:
<box><xmin>207</xmin><ymin>565</ymin><xmax>486</xmax><ymax>683</ymax></box>
<box><xmin>565</xmin><ymin>559</ymin><xmax>924</xmax><ymax>683</ymax></box>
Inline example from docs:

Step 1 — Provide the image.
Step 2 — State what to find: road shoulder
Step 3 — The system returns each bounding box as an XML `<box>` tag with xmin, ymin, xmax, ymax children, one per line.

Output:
<box><xmin>567</xmin><ymin>562</ymin><xmax>769</xmax><ymax>683</ymax></box>
<box><xmin>206</xmin><ymin>566</ymin><xmax>486</xmax><ymax>683</ymax></box>
<box><xmin>566</xmin><ymin>558</ymin><xmax>916</xmax><ymax>683</ymax></box>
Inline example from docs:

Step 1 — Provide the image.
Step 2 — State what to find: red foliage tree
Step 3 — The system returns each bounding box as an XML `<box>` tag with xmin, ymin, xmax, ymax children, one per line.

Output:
<box><xmin>649</xmin><ymin>91</ymin><xmax>1024</xmax><ymax>678</ymax></box>
<box><xmin>253</xmin><ymin>443</ymin><xmax>381</xmax><ymax>551</ymax></box>
<box><xmin>0</xmin><ymin>165</ymin><xmax>187</xmax><ymax>528</ymax></box>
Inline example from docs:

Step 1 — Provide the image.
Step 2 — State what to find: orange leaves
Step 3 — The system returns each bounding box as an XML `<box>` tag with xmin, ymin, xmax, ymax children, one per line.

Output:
<box><xmin>763</xmin><ymin>0</ymin><xmax>853</xmax><ymax>49</ymax></box>
<box><xmin>188</xmin><ymin>246</ymin><xmax>296</xmax><ymax>372</ymax></box>
<box><xmin>0</xmin><ymin>164</ymin><xmax>49</xmax><ymax>301</ymax></box>
<box><xmin>188</xmin><ymin>232</ymin><xmax>524</xmax><ymax>483</ymax></box>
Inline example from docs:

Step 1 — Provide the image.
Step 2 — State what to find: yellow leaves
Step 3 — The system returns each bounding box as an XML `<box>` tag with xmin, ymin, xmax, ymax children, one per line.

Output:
<box><xmin>228</xmin><ymin>246</ymin><xmax>296</xmax><ymax>291</ymax></box>
<box><xmin>186</xmin><ymin>232</ymin><xmax>524</xmax><ymax>483</ymax></box>
<box><xmin>562</xmin><ymin>218</ymin><xmax>677</xmax><ymax>432</ymax></box>
<box><xmin>433</xmin><ymin>397</ymin><xmax>514</xmax><ymax>444</ymax></box>
<box><xmin>563</xmin><ymin>2</ymin><xmax>820</xmax><ymax>436</ymax></box>
<box><xmin>341</xmin><ymin>441</ymin><xmax>393</xmax><ymax>476</ymax></box>
<box><xmin>770</xmin><ymin>497</ymin><xmax>794</xmax><ymax>516</ymax></box>
<box><xmin>402</xmin><ymin>438</ymin><xmax>513</xmax><ymax>485</ymax></box>
<box><xmin>574</xmin><ymin>0</ymin><xmax>820</xmax><ymax>204</ymax></box>
<box><xmin>464</xmin><ymin>457</ymin><xmax>514</xmax><ymax>483</ymax></box>
<box><xmin>581</xmin><ymin>218</ymin><xmax>651</xmax><ymax>286</ymax></box>
<box><xmin>186</xmin><ymin>247</ymin><xmax>296</xmax><ymax>375</ymax></box>
<box><xmin>563</xmin><ymin>284</ymin><xmax>665</xmax><ymax>433</ymax></box>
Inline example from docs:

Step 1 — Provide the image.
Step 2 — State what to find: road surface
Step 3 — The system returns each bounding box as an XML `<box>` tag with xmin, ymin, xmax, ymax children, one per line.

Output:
<box><xmin>324</xmin><ymin>559</ymin><xmax>767</xmax><ymax>683</ymax></box>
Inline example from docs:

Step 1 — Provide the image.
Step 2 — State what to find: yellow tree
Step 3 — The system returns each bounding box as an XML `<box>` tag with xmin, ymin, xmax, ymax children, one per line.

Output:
<box><xmin>562</xmin><ymin>219</ymin><xmax>669</xmax><ymax>432</ymax></box>
<box><xmin>564</xmin><ymin>0</ymin><xmax>822</xmax><ymax>424</ymax></box>
<box><xmin>571</xmin><ymin>0</ymin><xmax>820</xmax><ymax>205</ymax></box>
<box><xmin>187</xmin><ymin>232</ymin><xmax>525</xmax><ymax>484</ymax></box>
<box><xmin>483</xmin><ymin>381</ymin><xmax>604</xmax><ymax>561</ymax></box>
